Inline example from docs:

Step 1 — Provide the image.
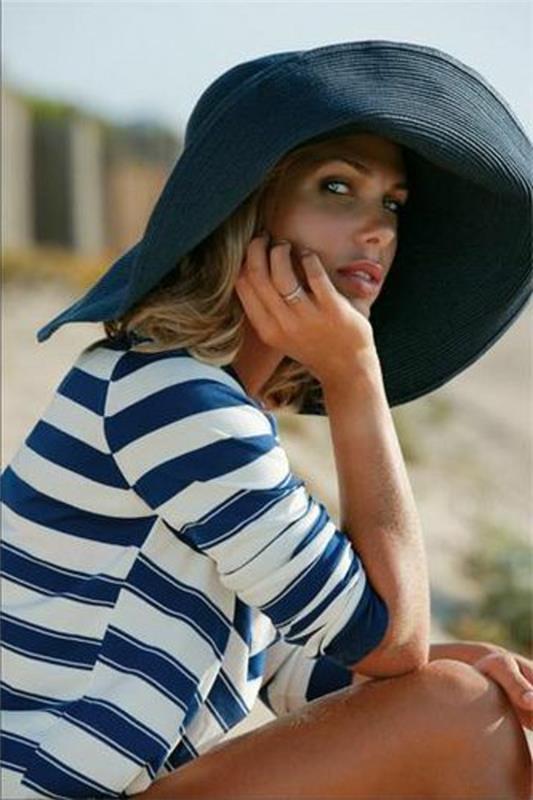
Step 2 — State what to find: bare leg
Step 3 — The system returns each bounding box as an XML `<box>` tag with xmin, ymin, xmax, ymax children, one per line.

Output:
<box><xmin>135</xmin><ymin>659</ymin><xmax>532</xmax><ymax>799</ymax></box>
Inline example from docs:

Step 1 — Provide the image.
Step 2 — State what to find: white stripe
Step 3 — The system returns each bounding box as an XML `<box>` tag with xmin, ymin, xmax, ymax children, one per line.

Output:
<box><xmin>105</xmin><ymin>357</ymin><xmax>245</xmax><ymax>416</ymax></box>
<box><xmin>10</xmin><ymin>445</ymin><xmax>151</xmax><ymax>518</ymax></box>
<box><xmin>115</xmin><ymin>403</ymin><xmax>272</xmax><ymax>480</ymax></box>
<box><xmin>207</xmin><ymin>484</ymin><xmax>313</xmax><ymax>566</ymax></box>
<box><xmin>216</xmin><ymin>510</ymin><xmax>334</xmax><ymax>601</ymax></box>
<box><xmin>34</xmin><ymin>720</ymin><xmax>142</xmax><ymax>794</ymax></box>
<box><xmin>86</xmin><ymin>662</ymin><xmax>186</xmax><ymax>750</ymax></box>
<box><xmin>1</xmin><ymin>765</ymin><xmax>50</xmax><ymax>799</ymax></box>
<box><xmin>1</xmin><ymin>505</ymin><xmax>137</xmax><ymax>576</ymax></box>
<box><xmin>2</xmin><ymin>579</ymin><xmax>111</xmax><ymax>640</ymax></box>
<box><xmin>1</xmin><ymin>648</ymin><xmax>92</xmax><ymax>701</ymax></box>
<box><xmin>283</xmin><ymin>545</ymin><xmax>366</xmax><ymax>637</ymax></box>
<box><xmin>74</xmin><ymin>347</ymin><xmax>121</xmax><ymax>381</ymax></box>
<box><xmin>263</xmin><ymin>644</ymin><xmax>315</xmax><ymax>715</ymax></box>
<box><xmin>249</xmin><ymin>610</ymin><xmax>276</xmax><ymax>657</ymax></box>
<box><xmin>184</xmin><ymin>705</ymin><xmax>225</xmax><ymax>755</ymax></box>
<box><xmin>155</xmin><ymin>444</ymin><xmax>291</xmax><ymax>529</ymax></box>
<box><xmin>2</xmin><ymin>709</ymin><xmax>59</xmax><ymax>744</ymax></box>
<box><xmin>301</xmin><ymin>568</ymin><xmax>370</xmax><ymax>659</ymax></box>
<box><xmin>140</xmin><ymin>521</ymin><xmax>234</xmax><ymax>621</ymax></box>
<box><xmin>109</xmin><ymin>591</ymin><xmax>220</xmax><ymax>678</ymax></box>
<box><xmin>41</xmin><ymin>393</ymin><xmax>109</xmax><ymax>453</ymax></box>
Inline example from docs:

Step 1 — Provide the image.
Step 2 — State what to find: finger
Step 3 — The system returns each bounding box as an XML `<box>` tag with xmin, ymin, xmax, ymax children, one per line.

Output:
<box><xmin>300</xmin><ymin>250</ymin><xmax>342</xmax><ymax>307</ymax></box>
<box><xmin>269</xmin><ymin>241</ymin><xmax>314</xmax><ymax>310</ymax></box>
<box><xmin>235</xmin><ymin>274</ymin><xmax>279</xmax><ymax>343</ymax></box>
<box><xmin>475</xmin><ymin>653</ymin><xmax>533</xmax><ymax>710</ymax></box>
<box><xmin>514</xmin><ymin>654</ymin><xmax>533</xmax><ymax>685</ymax></box>
<box><xmin>246</xmin><ymin>237</ymin><xmax>311</xmax><ymax>322</ymax></box>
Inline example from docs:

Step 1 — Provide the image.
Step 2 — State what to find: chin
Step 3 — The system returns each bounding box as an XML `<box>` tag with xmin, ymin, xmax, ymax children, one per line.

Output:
<box><xmin>347</xmin><ymin>296</ymin><xmax>371</xmax><ymax>319</ymax></box>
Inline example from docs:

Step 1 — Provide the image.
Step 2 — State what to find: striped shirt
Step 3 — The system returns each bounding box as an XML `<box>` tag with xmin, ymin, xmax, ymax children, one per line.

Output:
<box><xmin>1</xmin><ymin>339</ymin><xmax>389</xmax><ymax>798</ymax></box>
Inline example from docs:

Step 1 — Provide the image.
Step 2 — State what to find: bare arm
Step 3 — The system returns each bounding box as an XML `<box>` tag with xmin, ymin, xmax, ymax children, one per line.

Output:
<box><xmin>235</xmin><ymin>237</ymin><xmax>430</xmax><ymax>677</ymax></box>
<box><xmin>322</xmin><ymin>353</ymin><xmax>431</xmax><ymax>678</ymax></box>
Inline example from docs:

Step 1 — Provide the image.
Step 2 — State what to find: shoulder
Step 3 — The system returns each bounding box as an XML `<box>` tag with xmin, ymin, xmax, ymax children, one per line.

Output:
<box><xmin>97</xmin><ymin>344</ymin><xmax>277</xmax><ymax>448</ymax></box>
<box><xmin>102</xmin><ymin>345</ymin><xmax>254</xmax><ymax>412</ymax></box>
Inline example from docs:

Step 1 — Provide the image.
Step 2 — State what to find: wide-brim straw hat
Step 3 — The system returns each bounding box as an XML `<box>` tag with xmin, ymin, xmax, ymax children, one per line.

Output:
<box><xmin>37</xmin><ymin>39</ymin><xmax>532</xmax><ymax>413</ymax></box>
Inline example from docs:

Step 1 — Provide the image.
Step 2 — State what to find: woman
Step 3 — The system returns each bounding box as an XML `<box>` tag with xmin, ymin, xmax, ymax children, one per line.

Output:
<box><xmin>2</xmin><ymin>41</ymin><xmax>532</xmax><ymax>798</ymax></box>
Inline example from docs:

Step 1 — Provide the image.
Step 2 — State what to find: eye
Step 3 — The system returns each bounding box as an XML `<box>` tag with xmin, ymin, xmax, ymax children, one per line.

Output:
<box><xmin>320</xmin><ymin>177</ymin><xmax>408</xmax><ymax>215</ymax></box>
<box><xmin>320</xmin><ymin>178</ymin><xmax>351</xmax><ymax>196</ymax></box>
<box><xmin>384</xmin><ymin>198</ymin><xmax>408</xmax><ymax>215</ymax></box>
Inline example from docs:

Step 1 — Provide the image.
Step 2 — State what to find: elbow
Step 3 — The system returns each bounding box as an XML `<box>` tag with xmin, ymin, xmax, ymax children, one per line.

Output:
<box><xmin>350</xmin><ymin>606</ymin><xmax>431</xmax><ymax>679</ymax></box>
<box><xmin>352</xmin><ymin>640</ymin><xmax>429</xmax><ymax>679</ymax></box>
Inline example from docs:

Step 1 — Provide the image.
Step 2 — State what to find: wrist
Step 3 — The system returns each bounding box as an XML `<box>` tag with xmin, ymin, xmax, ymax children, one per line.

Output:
<box><xmin>320</xmin><ymin>350</ymin><xmax>383</xmax><ymax>396</ymax></box>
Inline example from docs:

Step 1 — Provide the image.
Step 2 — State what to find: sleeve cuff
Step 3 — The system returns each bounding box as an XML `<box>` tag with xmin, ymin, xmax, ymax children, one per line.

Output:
<box><xmin>322</xmin><ymin>579</ymin><xmax>389</xmax><ymax>667</ymax></box>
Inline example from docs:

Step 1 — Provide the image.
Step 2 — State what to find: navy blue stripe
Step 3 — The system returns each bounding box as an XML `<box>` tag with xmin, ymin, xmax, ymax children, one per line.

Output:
<box><xmin>101</xmin><ymin>628</ymin><xmax>199</xmax><ymax>709</ymax></box>
<box><xmin>26</xmin><ymin>421</ymin><xmax>128</xmax><ymax>488</ymax></box>
<box><xmin>110</xmin><ymin>347</ymin><xmax>189</xmax><ymax>381</ymax></box>
<box><xmin>127</xmin><ymin>557</ymin><xmax>230</xmax><ymax>658</ymax></box>
<box><xmin>138</xmin><ymin>553</ymin><xmax>231</xmax><ymax>628</ymax></box>
<box><xmin>1</xmin><ymin>468</ymin><xmax>156</xmax><ymax>547</ymax></box>
<box><xmin>290</xmin><ymin>501</ymin><xmax>331</xmax><ymax>558</ymax></box>
<box><xmin>24</xmin><ymin>748</ymin><xmax>117</xmax><ymax>799</ymax></box>
<box><xmin>288</xmin><ymin>556</ymin><xmax>361</xmax><ymax>639</ymax></box>
<box><xmin>1</xmin><ymin>680</ymin><xmax>68</xmax><ymax>712</ymax></box>
<box><xmin>218</xmin><ymin>498</ymin><xmax>315</xmax><ymax>577</ymax></box>
<box><xmin>106</xmin><ymin>379</ymin><xmax>250</xmax><ymax>452</ymax></box>
<box><xmin>135</xmin><ymin>433</ymin><xmax>275</xmax><ymax>508</ymax></box>
<box><xmin>166</xmin><ymin>736</ymin><xmax>197</xmax><ymax>770</ymax></box>
<box><xmin>263</xmin><ymin>533</ymin><xmax>349</xmax><ymax>627</ymax></box>
<box><xmin>98</xmin><ymin>655</ymin><xmax>187</xmax><ymax>712</ymax></box>
<box><xmin>2</xmin><ymin>614</ymin><xmax>100</xmax><ymax>669</ymax></box>
<box><xmin>180</xmin><ymin>487</ymin><xmax>248</xmax><ymax>530</ymax></box>
<box><xmin>306</xmin><ymin>656</ymin><xmax>352</xmax><ymax>702</ymax></box>
<box><xmin>247</xmin><ymin>649</ymin><xmax>267</xmax><ymax>681</ymax></box>
<box><xmin>258</xmin><ymin>682</ymin><xmax>275</xmax><ymax>713</ymax></box>
<box><xmin>233</xmin><ymin>600</ymin><xmax>253</xmax><ymax>647</ymax></box>
<box><xmin>205</xmin><ymin>672</ymin><xmax>248</xmax><ymax>732</ymax></box>
<box><xmin>182</xmin><ymin>474</ymin><xmax>305</xmax><ymax>549</ymax></box>
<box><xmin>57</xmin><ymin>367</ymin><xmax>108</xmax><ymax>415</ymax></box>
<box><xmin>323</xmin><ymin>579</ymin><xmax>390</xmax><ymax>667</ymax></box>
<box><xmin>1</xmin><ymin>542</ymin><xmax>121</xmax><ymax>607</ymax></box>
<box><xmin>63</xmin><ymin>698</ymin><xmax>162</xmax><ymax>776</ymax></box>
<box><xmin>0</xmin><ymin>730</ymin><xmax>37</xmax><ymax>773</ymax></box>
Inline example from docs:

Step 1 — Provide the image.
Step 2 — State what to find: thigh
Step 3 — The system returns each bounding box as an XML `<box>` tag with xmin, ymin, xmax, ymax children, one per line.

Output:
<box><xmin>136</xmin><ymin>659</ymin><xmax>530</xmax><ymax>799</ymax></box>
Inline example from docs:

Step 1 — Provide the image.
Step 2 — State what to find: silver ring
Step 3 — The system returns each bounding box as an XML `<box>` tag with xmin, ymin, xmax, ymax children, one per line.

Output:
<box><xmin>280</xmin><ymin>284</ymin><xmax>305</xmax><ymax>304</ymax></box>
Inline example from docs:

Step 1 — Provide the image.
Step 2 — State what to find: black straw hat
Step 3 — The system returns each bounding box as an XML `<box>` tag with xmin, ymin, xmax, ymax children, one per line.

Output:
<box><xmin>37</xmin><ymin>39</ymin><xmax>532</xmax><ymax>413</ymax></box>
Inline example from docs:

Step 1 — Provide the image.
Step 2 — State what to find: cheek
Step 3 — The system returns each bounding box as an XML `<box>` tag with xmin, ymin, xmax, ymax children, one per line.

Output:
<box><xmin>270</xmin><ymin>201</ymin><xmax>347</xmax><ymax>249</ymax></box>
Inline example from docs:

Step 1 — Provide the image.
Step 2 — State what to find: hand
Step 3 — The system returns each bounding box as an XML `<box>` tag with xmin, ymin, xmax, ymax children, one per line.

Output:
<box><xmin>472</xmin><ymin>646</ymin><xmax>533</xmax><ymax>730</ymax></box>
<box><xmin>235</xmin><ymin>234</ymin><xmax>378</xmax><ymax>384</ymax></box>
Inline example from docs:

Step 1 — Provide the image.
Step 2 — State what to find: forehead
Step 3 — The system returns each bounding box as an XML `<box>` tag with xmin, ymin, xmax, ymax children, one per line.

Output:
<box><xmin>308</xmin><ymin>133</ymin><xmax>407</xmax><ymax>179</ymax></box>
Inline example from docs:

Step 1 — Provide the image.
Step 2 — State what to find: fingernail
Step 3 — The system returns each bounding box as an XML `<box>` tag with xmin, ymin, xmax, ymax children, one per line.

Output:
<box><xmin>522</xmin><ymin>690</ymin><xmax>533</xmax><ymax>704</ymax></box>
<box><xmin>271</xmin><ymin>239</ymin><xmax>290</xmax><ymax>247</ymax></box>
<box><xmin>300</xmin><ymin>249</ymin><xmax>314</xmax><ymax>258</ymax></box>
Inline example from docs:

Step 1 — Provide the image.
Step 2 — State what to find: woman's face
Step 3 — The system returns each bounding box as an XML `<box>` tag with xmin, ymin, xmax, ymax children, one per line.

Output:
<box><xmin>263</xmin><ymin>133</ymin><xmax>409</xmax><ymax>319</ymax></box>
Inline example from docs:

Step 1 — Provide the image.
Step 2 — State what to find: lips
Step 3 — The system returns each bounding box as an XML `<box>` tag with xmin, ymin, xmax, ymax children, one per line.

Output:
<box><xmin>337</xmin><ymin>260</ymin><xmax>384</xmax><ymax>286</ymax></box>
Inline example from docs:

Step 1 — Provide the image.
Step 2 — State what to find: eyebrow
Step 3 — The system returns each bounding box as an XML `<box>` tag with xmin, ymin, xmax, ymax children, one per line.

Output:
<box><xmin>326</xmin><ymin>157</ymin><xmax>409</xmax><ymax>191</ymax></box>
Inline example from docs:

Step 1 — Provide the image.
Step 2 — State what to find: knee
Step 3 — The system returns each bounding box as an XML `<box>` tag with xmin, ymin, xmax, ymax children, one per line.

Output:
<box><xmin>418</xmin><ymin>658</ymin><xmax>532</xmax><ymax>798</ymax></box>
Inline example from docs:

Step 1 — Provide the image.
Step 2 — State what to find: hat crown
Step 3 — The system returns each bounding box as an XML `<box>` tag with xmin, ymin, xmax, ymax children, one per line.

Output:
<box><xmin>184</xmin><ymin>50</ymin><xmax>299</xmax><ymax>148</ymax></box>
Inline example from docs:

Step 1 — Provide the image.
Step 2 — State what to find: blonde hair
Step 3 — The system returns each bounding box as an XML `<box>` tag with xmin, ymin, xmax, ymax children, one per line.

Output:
<box><xmin>103</xmin><ymin>132</ymin><xmax>375</xmax><ymax>413</ymax></box>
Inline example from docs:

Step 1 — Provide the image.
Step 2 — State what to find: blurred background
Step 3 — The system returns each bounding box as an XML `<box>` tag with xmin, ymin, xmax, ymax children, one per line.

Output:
<box><xmin>2</xmin><ymin>0</ymin><xmax>532</xmax><ymax>731</ymax></box>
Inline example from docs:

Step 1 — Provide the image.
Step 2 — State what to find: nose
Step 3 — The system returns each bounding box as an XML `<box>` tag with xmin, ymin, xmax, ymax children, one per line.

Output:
<box><xmin>351</xmin><ymin>207</ymin><xmax>397</xmax><ymax>250</ymax></box>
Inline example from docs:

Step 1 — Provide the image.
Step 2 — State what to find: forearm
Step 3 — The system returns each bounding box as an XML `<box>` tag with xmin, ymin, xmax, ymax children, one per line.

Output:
<box><xmin>322</xmin><ymin>356</ymin><xmax>430</xmax><ymax>677</ymax></box>
<box><xmin>428</xmin><ymin>640</ymin><xmax>502</xmax><ymax>665</ymax></box>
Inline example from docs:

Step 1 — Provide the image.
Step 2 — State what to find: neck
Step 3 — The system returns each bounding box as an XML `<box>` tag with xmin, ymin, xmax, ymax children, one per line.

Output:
<box><xmin>232</xmin><ymin>320</ymin><xmax>285</xmax><ymax>407</ymax></box>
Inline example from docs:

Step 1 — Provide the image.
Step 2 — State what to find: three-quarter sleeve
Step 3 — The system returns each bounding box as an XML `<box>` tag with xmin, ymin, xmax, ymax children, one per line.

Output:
<box><xmin>259</xmin><ymin>634</ymin><xmax>353</xmax><ymax>716</ymax></box>
<box><xmin>105</xmin><ymin>357</ymin><xmax>389</xmax><ymax>668</ymax></box>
